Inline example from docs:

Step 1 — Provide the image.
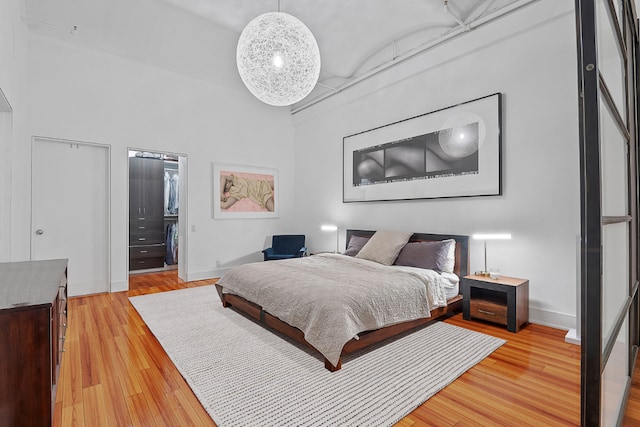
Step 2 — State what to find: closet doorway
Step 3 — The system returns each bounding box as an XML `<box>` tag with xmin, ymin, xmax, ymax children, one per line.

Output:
<box><xmin>128</xmin><ymin>149</ymin><xmax>187</xmax><ymax>281</ymax></box>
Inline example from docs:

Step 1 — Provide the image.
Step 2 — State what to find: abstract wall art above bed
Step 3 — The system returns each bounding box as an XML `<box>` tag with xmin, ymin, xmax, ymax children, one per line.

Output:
<box><xmin>212</xmin><ymin>162</ymin><xmax>279</xmax><ymax>219</ymax></box>
<box><xmin>343</xmin><ymin>93</ymin><xmax>502</xmax><ymax>202</ymax></box>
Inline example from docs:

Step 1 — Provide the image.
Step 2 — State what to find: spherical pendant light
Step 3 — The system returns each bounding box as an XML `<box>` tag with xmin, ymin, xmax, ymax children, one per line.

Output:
<box><xmin>236</xmin><ymin>12</ymin><xmax>321</xmax><ymax>107</ymax></box>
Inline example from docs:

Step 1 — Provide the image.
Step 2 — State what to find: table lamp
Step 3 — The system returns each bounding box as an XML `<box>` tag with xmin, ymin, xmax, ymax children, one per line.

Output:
<box><xmin>472</xmin><ymin>233</ymin><xmax>512</xmax><ymax>276</ymax></box>
<box><xmin>321</xmin><ymin>224</ymin><xmax>339</xmax><ymax>253</ymax></box>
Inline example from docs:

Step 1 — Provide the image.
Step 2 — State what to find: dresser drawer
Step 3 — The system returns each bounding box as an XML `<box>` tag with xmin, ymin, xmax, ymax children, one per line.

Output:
<box><xmin>58</xmin><ymin>297</ymin><xmax>67</xmax><ymax>317</ymax></box>
<box><xmin>130</xmin><ymin>218</ymin><xmax>164</xmax><ymax>230</ymax></box>
<box><xmin>129</xmin><ymin>257</ymin><xmax>165</xmax><ymax>270</ymax></box>
<box><xmin>58</xmin><ymin>308</ymin><xmax>67</xmax><ymax>365</ymax></box>
<box><xmin>129</xmin><ymin>231</ymin><xmax>164</xmax><ymax>245</ymax></box>
<box><xmin>470</xmin><ymin>299</ymin><xmax>507</xmax><ymax>325</ymax></box>
<box><xmin>130</xmin><ymin>219</ymin><xmax>165</xmax><ymax>245</ymax></box>
<box><xmin>58</xmin><ymin>276</ymin><xmax>67</xmax><ymax>303</ymax></box>
<box><xmin>130</xmin><ymin>244</ymin><xmax>165</xmax><ymax>259</ymax></box>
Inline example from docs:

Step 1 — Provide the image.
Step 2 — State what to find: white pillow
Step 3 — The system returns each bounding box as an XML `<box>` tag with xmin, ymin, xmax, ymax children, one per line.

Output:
<box><xmin>443</xmin><ymin>239</ymin><xmax>456</xmax><ymax>274</ymax></box>
<box><xmin>355</xmin><ymin>231</ymin><xmax>413</xmax><ymax>265</ymax></box>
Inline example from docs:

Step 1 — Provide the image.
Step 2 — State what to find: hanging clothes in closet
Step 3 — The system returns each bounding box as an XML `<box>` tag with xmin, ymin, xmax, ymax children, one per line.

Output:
<box><xmin>163</xmin><ymin>159</ymin><xmax>179</xmax><ymax>266</ymax></box>
<box><xmin>164</xmin><ymin>169</ymin><xmax>179</xmax><ymax>215</ymax></box>
<box><xmin>165</xmin><ymin>222</ymin><xmax>178</xmax><ymax>265</ymax></box>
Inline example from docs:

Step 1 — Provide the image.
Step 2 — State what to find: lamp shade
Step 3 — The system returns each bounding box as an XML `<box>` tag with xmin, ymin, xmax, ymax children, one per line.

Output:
<box><xmin>321</xmin><ymin>224</ymin><xmax>339</xmax><ymax>252</ymax></box>
<box><xmin>472</xmin><ymin>233</ymin><xmax>512</xmax><ymax>240</ymax></box>
<box><xmin>236</xmin><ymin>12</ymin><xmax>321</xmax><ymax>107</ymax></box>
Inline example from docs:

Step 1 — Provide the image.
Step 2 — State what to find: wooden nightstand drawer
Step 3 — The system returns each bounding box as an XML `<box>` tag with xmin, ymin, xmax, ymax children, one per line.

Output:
<box><xmin>462</xmin><ymin>274</ymin><xmax>529</xmax><ymax>332</ymax></box>
<box><xmin>470</xmin><ymin>299</ymin><xmax>507</xmax><ymax>325</ymax></box>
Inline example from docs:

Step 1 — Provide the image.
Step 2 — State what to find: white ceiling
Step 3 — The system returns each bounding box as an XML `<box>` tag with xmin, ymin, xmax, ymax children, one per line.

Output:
<box><xmin>22</xmin><ymin>0</ymin><xmax>527</xmax><ymax>108</ymax></box>
<box><xmin>159</xmin><ymin>0</ymin><xmax>521</xmax><ymax>77</ymax></box>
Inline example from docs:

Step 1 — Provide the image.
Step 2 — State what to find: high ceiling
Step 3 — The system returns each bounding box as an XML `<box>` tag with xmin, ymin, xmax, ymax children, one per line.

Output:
<box><xmin>22</xmin><ymin>0</ymin><xmax>530</xmax><ymax>109</ymax></box>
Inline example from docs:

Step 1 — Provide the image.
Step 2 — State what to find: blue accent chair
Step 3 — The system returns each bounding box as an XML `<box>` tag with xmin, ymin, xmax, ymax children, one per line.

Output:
<box><xmin>262</xmin><ymin>235</ymin><xmax>307</xmax><ymax>261</ymax></box>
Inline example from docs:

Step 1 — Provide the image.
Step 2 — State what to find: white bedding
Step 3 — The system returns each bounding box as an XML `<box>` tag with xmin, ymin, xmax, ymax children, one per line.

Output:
<box><xmin>389</xmin><ymin>265</ymin><xmax>460</xmax><ymax>300</ymax></box>
<box><xmin>440</xmin><ymin>271</ymin><xmax>460</xmax><ymax>299</ymax></box>
<box><xmin>217</xmin><ymin>253</ymin><xmax>450</xmax><ymax>366</ymax></box>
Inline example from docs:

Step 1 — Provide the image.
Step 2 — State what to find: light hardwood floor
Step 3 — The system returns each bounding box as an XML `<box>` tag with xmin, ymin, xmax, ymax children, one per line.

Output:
<box><xmin>54</xmin><ymin>271</ymin><xmax>585</xmax><ymax>426</ymax></box>
<box><xmin>624</xmin><ymin>354</ymin><xmax>640</xmax><ymax>425</ymax></box>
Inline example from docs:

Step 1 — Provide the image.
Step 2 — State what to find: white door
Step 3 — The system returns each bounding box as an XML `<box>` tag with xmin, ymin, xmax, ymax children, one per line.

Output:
<box><xmin>0</xmin><ymin>89</ymin><xmax>12</xmax><ymax>262</ymax></box>
<box><xmin>32</xmin><ymin>138</ymin><xmax>109</xmax><ymax>296</ymax></box>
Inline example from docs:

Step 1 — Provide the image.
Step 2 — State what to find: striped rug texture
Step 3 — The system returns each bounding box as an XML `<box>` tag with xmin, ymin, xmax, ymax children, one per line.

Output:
<box><xmin>130</xmin><ymin>285</ymin><xmax>505</xmax><ymax>427</ymax></box>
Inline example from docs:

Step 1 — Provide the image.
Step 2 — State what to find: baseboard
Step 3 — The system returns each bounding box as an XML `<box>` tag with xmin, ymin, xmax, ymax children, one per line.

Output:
<box><xmin>529</xmin><ymin>306</ymin><xmax>576</xmax><ymax>331</ymax></box>
<box><xmin>111</xmin><ymin>280</ymin><xmax>128</xmax><ymax>293</ymax></box>
<box><xmin>564</xmin><ymin>328</ymin><xmax>580</xmax><ymax>345</ymax></box>
<box><xmin>185</xmin><ymin>268</ymin><xmax>229</xmax><ymax>282</ymax></box>
<box><xmin>111</xmin><ymin>269</ymin><xmax>223</xmax><ymax>293</ymax></box>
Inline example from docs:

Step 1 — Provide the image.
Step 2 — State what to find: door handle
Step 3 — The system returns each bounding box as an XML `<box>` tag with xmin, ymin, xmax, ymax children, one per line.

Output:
<box><xmin>35</xmin><ymin>229</ymin><xmax>44</xmax><ymax>235</ymax></box>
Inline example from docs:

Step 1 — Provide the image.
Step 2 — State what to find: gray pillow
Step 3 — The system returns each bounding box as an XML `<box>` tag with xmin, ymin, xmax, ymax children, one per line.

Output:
<box><xmin>394</xmin><ymin>239</ymin><xmax>456</xmax><ymax>273</ymax></box>
<box><xmin>355</xmin><ymin>231</ymin><xmax>413</xmax><ymax>265</ymax></box>
<box><xmin>343</xmin><ymin>235</ymin><xmax>370</xmax><ymax>257</ymax></box>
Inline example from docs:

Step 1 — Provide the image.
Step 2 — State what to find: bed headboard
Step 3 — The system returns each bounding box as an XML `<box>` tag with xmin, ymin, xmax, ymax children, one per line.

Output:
<box><xmin>345</xmin><ymin>229</ymin><xmax>470</xmax><ymax>278</ymax></box>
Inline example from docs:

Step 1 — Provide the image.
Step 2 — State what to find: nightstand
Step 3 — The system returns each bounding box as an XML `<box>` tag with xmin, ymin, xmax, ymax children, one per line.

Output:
<box><xmin>461</xmin><ymin>274</ymin><xmax>529</xmax><ymax>332</ymax></box>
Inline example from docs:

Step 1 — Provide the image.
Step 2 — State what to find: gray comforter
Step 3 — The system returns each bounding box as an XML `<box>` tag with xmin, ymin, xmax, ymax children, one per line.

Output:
<box><xmin>216</xmin><ymin>253</ymin><xmax>448</xmax><ymax>367</ymax></box>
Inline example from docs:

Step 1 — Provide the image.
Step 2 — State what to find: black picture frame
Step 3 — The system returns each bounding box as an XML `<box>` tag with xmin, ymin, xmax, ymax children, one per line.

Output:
<box><xmin>343</xmin><ymin>93</ymin><xmax>502</xmax><ymax>202</ymax></box>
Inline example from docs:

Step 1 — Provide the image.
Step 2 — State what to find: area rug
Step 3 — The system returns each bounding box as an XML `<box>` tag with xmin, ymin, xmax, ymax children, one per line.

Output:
<box><xmin>129</xmin><ymin>285</ymin><xmax>505</xmax><ymax>427</ymax></box>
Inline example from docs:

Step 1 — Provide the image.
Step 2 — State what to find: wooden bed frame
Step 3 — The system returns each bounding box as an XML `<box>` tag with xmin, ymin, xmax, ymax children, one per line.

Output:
<box><xmin>216</xmin><ymin>230</ymin><xmax>470</xmax><ymax>372</ymax></box>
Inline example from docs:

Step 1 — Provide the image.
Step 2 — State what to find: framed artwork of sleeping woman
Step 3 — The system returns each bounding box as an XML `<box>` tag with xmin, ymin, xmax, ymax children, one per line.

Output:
<box><xmin>212</xmin><ymin>163</ymin><xmax>279</xmax><ymax>219</ymax></box>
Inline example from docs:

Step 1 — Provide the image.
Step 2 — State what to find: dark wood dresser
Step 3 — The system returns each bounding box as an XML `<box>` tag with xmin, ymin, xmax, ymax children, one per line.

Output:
<box><xmin>0</xmin><ymin>259</ymin><xmax>68</xmax><ymax>426</ymax></box>
<box><xmin>129</xmin><ymin>156</ymin><xmax>165</xmax><ymax>270</ymax></box>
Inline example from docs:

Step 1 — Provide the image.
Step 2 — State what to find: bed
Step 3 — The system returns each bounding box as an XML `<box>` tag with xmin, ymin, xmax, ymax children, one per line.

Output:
<box><xmin>215</xmin><ymin>229</ymin><xmax>469</xmax><ymax>371</ymax></box>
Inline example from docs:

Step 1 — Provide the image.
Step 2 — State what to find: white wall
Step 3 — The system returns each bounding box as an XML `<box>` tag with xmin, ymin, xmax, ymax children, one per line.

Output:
<box><xmin>291</xmin><ymin>0</ymin><xmax>580</xmax><ymax>329</ymax></box>
<box><xmin>0</xmin><ymin>0</ymin><xmax>28</xmax><ymax>117</ymax></box>
<box><xmin>7</xmin><ymin>0</ymin><xmax>582</xmax><ymax>329</ymax></box>
<box><xmin>21</xmin><ymin>34</ymin><xmax>295</xmax><ymax>290</ymax></box>
<box><xmin>0</xmin><ymin>0</ymin><xmax>29</xmax><ymax>262</ymax></box>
